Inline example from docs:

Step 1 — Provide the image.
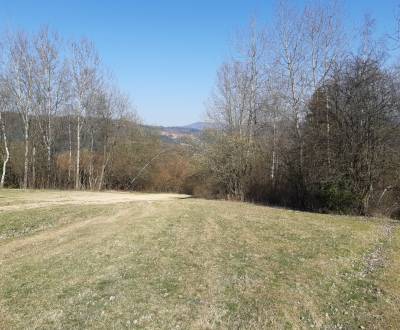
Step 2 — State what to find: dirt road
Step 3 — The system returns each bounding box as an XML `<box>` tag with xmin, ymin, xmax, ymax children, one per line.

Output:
<box><xmin>0</xmin><ymin>190</ymin><xmax>190</xmax><ymax>212</ymax></box>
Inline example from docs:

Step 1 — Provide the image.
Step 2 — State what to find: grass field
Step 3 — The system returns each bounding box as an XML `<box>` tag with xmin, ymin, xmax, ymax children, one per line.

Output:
<box><xmin>0</xmin><ymin>189</ymin><xmax>399</xmax><ymax>329</ymax></box>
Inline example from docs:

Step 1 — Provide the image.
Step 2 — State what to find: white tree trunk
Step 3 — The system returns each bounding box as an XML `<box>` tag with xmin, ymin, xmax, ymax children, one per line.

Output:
<box><xmin>68</xmin><ymin>120</ymin><xmax>72</xmax><ymax>184</ymax></box>
<box><xmin>23</xmin><ymin>118</ymin><xmax>29</xmax><ymax>189</ymax></box>
<box><xmin>47</xmin><ymin>118</ymin><xmax>52</xmax><ymax>187</ymax></box>
<box><xmin>47</xmin><ymin>144</ymin><xmax>51</xmax><ymax>186</ymax></box>
<box><xmin>0</xmin><ymin>145</ymin><xmax>9</xmax><ymax>189</ymax></box>
<box><xmin>271</xmin><ymin>119</ymin><xmax>277</xmax><ymax>182</ymax></box>
<box><xmin>31</xmin><ymin>146</ymin><xmax>36</xmax><ymax>188</ymax></box>
<box><xmin>326</xmin><ymin>92</ymin><xmax>331</xmax><ymax>169</ymax></box>
<box><xmin>98</xmin><ymin>164</ymin><xmax>106</xmax><ymax>191</ymax></box>
<box><xmin>0</xmin><ymin>112</ymin><xmax>9</xmax><ymax>188</ymax></box>
<box><xmin>75</xmin><ymin>115</ymin><xmax>81</xmax><ymax>190</ymax></box>
<box><xmin>89</xmin><ymin>130</ymin><xmax>94</xmax><ymax>190</ymax></box>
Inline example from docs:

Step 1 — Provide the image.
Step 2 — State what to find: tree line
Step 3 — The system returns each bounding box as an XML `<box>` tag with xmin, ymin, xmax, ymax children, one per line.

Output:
<box><xmin>198</xmin><ymin>1</ymin><xmax>400</xmax><ymax>217</ymax></box>
<box><xmin>0</xmin><ymin>27</ymin><xmax>165</xmax><ymax>191</ymax></box>
<box><xmin>2</xmin><ymin>1</ymin><xmax>400</xmax><ymax>218</ymax></box>
<box><xmin>0</xmin><ymin>27</ymin><xmax>200</xmax><ymax>194</ymax></box>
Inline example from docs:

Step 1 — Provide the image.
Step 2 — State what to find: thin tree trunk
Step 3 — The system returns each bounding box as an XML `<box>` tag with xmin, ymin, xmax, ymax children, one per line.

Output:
<box><xmin>98</xmin><ymin>144</ymin><xmax>107</xmax><ymax>191</ymax></box>
<box><xmin>362</xmin><ymin>184</ymin><xmax>373</xmax><ymax>215</ymax></box>
<box><xmin>75</xmin><ymin>115</ymin><xmax>81</xmax><ymax>190</ymax></box>
<box><xmin>326</xmin><ymin>92</ymin><xmax>331</xmax><ymax>170</ymax></box>
<box><xmin>296</xmin><ymin>119</ymin><xmax>303</xmax><ymax>170</ymax></box>
<box><xmin>68</xmin><ymin>120</ymin><xmax>72</xmax><ymax>184</ymax></box>
<box><xmin>0</xmin><ymin>144</ymin><xmax>9</xmax><ymax>189</ymax></box>
<box><xmin>89</xmin><ymin>130</ymin><xmax>94</xmax><ymax>190</ymax></box>
<box><xmin>47</xmin><ymin>144</ymin><xmax>51</xmax><ymax>187</ymax></box>
<box><xmin>47</xmin><ymin>73</ymin><xmax>52</xmax><ymax>188</ymax></box>
<box><xmin>378</xmin><ymin>186</ymin><xmax>392</xmax><ymax>206</ymax></box>
<box><xmin>31</xmin><ymin>145</ymin><xmax>36</xmax><ymax>188</ymax></box>
<box><xmin>130</xmin><ymin>149</ymin><xmax>168</xmax><ymax>187</ymax></box>
<box><xmin>98</xmin><ymin>164</ymin><xmax>106</xmax><ymax>191</ymax></box>
<box><xmin>23</xmin><ymin>118</ymin><xmax>29</xmax><ymax>189</ymax></box>
<box><xmin>0</xmin><ymin>112</ymin><xmax>9</xmax><ymax>188</ymax></box>
<box><xmin>271</xmin><ymin>118</ymin><xmax>277</xmax><ymax>182</ymax></box>
<box><xmin>47</xmin><ymin>120</ymin><xmax>51</xmax><ymax>188</ymax></box>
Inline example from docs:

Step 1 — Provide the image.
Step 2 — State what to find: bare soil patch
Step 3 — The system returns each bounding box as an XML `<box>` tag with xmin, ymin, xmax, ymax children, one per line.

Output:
<box><xmin>0</xmin><ymin>190</ymin><xmax>190</xmax><ymax>212</ymax></box>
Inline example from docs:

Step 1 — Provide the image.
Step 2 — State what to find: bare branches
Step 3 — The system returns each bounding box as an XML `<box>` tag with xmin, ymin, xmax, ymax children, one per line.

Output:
<box><xmin>205</xmin><ymin>0</ymin><xmax>400</xmax><ymax>214</ymax></box>
<box><xmin>0</xmin><ymin>26</ymin><xmax>139</xmax><ymax>190</ymax></box>
<box><xmin>5</xmin><ymin>31</ymin><xmax>36</xmax><ymax>188</ymax></box>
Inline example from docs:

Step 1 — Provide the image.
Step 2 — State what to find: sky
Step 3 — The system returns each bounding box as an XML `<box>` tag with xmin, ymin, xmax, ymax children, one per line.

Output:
<box><xmin>0</xmin><ymin>0</ymin><xmax>398</xmax><ymax>126</ymax></box>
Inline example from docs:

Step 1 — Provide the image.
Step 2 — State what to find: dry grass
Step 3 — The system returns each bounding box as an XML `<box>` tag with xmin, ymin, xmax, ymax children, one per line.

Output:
<box><xmin>0</xmin><ymin>189</ymin><xmax>398</xmax><ymax>329</ymax></box>
<box><xmin>0</xmin><ymin>189</ymin><xmax>189</xmax><ymax>211</ymax></box>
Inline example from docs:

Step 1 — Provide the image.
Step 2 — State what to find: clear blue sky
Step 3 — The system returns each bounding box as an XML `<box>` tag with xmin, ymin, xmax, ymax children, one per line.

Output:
<box><xmin>0</xmin><ymin>0</ymin><xmax>398</xmax><ymax>126</ymax></box>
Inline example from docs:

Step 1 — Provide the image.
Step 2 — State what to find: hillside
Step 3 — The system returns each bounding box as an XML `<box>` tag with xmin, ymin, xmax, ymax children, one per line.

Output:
<box><xmin>145</xmin><ymin>122</ymin><xmax>213</xmax><ymax>143</ymax></box>
<box><xmin>0</xmin><ymin>189</ymin><xmax>399</xmax><ymax>329</ymax></box>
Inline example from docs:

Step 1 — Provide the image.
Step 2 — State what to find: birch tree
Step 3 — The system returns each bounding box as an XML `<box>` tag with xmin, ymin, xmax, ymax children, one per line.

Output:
<box><xmin>207</xmin><ymin>23</ymin><xmax>266</xmax><ymax>199</ymax></box>
<box><xmin>34</xmin><ymin>27</ymin><xmax>68</xmax><ymax>187</ymax></box>
<box><xmin>0</xmin><ymin>87</ymin><xmax>10</xmax><ymax>188</ymax></box>
<box><xmin>70</xmin><ymin>38</ymin><xmax>101</xmax><ymax>190</ymax></box>
<box><xmin>6</xmin><ymin>32</ymin><xmax>36</xmax><ymax>189</ymax></box>
<box><xmin>0</xmin><ymin>41</ymin><xmax>10</xmax><ymax>188</ymax></box>
<box><xmin>274</xmin><ymin>1</ymin><xmax>307</xmax><ymax>170</ymax></box>
<box><xmin>303</xmin><ymin>0</ymin><xmax>344</xmax><ymax>172</ymax></box>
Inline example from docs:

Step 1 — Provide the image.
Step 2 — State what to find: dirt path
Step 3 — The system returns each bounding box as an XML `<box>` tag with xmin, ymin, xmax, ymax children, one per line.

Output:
<box><xmin>0</xmin><ymin>191</ymin><xmax>190</xmax><ymax>212</ymax></box>
<box><xmin>361</xmin><ymin>221</ymin><xmax>399</xmax><ymax>277</ymax></box>
<box><xmin>0</xmin><ymin>200</ymin><xmax>159</xmax><ymax>262</ymax></box>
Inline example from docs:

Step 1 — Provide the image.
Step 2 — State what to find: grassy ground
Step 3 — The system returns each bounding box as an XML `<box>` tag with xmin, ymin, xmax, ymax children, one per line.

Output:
<box><xmin>0</xmin><ymin>189</ymin><xmax>399</xmax><ymax>329</ymax></box>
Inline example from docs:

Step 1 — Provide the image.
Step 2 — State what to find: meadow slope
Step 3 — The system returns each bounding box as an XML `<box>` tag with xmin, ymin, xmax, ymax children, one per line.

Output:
<box><xmin>0</xmin><ymin>190</ymin><xmax>399</xmax><ymax>329</ymax></box>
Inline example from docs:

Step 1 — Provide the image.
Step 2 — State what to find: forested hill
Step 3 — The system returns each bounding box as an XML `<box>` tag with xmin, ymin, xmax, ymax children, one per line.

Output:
<box><xmin>1</xmin><ymin>110</ymin><xmax>206</xmax><ymax>193</ymax></box>
<box><xmin>5</xmin><ymin>112</ymin><xmax>206</xmax><ymax>144</ymax></box>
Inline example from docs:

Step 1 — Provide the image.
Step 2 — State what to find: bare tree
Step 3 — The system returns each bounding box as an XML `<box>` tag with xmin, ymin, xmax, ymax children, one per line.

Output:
<box><xmin>303</xmin><ymin>0</ymin><xmax>344</xmax><ymax>170</ymax></box>
<box><xmin>273</xmin><ymin>0</ymin><xmax>307</xmax><ymax>170</ymax></box>
<box><xmin>0</xmin><ymin>41</ymin><xmax>10</xmax><ymax>188</ymax></box>
<box><xmin>5</xmin><ymin>31</ymin><xmax>36</xmax><ymax>189</ymax></box>
<box><xmin>97</xmin><ymin>86</ymin><xmax>131</xmax><ymax>190</ymax></box>
<box><xmin>70</xmin><ymin>38</ymin><xmax>101</xmax><ymax>189</ymax></box>
<box><xmin>0</xmin><ymin>27</ymin><xmax>146</xmax><ymax>193</ymax></box>
<box><xmin>34</xmin><ymin>27</ymin><xmax>68</xmax><ymax>187</ymax></box>
<box><xmin>207</xmin><ymin>22</ymin><xmax>267</xmax><ymax>200</ymax></box>
<box><xmin>0</xmin><ymin>90</ymin><xmax>10</xmax><ymax>188</ymax></box>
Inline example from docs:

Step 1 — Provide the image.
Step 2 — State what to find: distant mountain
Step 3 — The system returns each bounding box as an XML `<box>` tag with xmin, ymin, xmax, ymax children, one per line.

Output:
<box><xmin>143</xmin><ymin>122</ymin><xmax>215</xmax><ymax>144</ymax></box>
<box><xmin>181</xmin><ymin>122</ymin><xmax>214</xmax><ymax>130</ymax></box>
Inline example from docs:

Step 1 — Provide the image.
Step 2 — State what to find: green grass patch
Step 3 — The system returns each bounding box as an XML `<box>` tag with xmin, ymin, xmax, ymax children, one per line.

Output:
<box><xmin>0</xmin><ymin>190</ymin><xmax>398</xmax><ymax>329</ymax></box>
<box><xmin>0</xmin><ymin>204</ymin><xmax>113</xmax><ymax>240</ymax></box>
